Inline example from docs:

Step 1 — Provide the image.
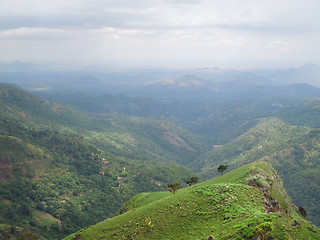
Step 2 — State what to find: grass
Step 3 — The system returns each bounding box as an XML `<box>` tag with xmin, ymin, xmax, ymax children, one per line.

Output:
<box><xmin>32</xmin><ymin>210</ymin><xmax>61</xmax><ymax>225</ymax></box>
<box><xmin>117</xmin><ymin>192</ymin><xmax>172</xmax><ymax>215</ymax></box>
<box><xmin>64</xmin><ymin>161</ymin><xmax>319</xmax><ymax>240</ymax></box>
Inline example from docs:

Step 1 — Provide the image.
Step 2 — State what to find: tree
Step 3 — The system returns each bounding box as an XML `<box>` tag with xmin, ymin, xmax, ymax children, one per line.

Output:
<box><xmin>167</xmin><ymin>183</ymin><xmax>181</xmax><ymax>194</ymax></box>
<box><xmin>19</xmin><ymin>231</ymin><xmax>37</xmax><ymax>240</ymax></box>
<box><xmin>186</xmin><ymin>176</ymin><xmax>199</xmax><ymax>186</ymax></box>
<box><xmin>217</xmin><ymin>164</ymin><xmax>228</xmax><ymax>175</ymax></box>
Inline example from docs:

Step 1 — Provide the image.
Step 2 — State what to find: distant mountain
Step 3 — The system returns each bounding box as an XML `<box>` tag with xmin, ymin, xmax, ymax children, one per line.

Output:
<box><xmin>269</xmin><ymin>63</ymin><xmax>320</xmax><ymax>87</ymax></box>
<box><xmin>67</xmin><ymin>93</ymin><xmax>168</xmax><ymax>117</ymax></box>
<box><xmin>69</xmin><ymin>76</ymin><xmax>104</xmax><ymax>86</ymax></box>
<box><xmin>0</xmin><ymin>61</ymin><xmax>36</xmax><ymax>72</ymax></box>
<box><xmin>64</xmin><ymin>161</ymin><xmax>319</xmax><ymax>240</ymax></box>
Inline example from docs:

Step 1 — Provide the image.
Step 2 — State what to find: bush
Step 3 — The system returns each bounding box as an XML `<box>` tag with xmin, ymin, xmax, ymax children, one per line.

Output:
<box><xmin>255</xmin><ymin>222</ymin><xmax>273</xmax><ymax>239</ymax></box>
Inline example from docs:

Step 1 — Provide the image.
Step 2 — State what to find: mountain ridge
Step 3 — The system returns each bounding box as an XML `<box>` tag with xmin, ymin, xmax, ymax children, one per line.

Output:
<box><xmin>64</xmin><ymin>161</ymin><xmax>319</xmax><ymax>240</ymax></box>
<box><xmin>194</xmin><ymin>117</ymin><xmax>320</xmax><ymax>226</ymax></box>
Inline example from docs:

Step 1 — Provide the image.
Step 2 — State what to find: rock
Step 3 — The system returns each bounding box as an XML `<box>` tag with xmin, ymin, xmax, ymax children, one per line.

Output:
<box><xmin>293</xmin><ymin>219</ymin><xmax>301</xmax><ymax>226</ymax></box>
<box><xmin>271</xmin><ymin>199</ymin><xmax>278</xmax><ymax>206</ymax></box>
<box><xmin>72</xmin><ymin>234</ymin><xmax>83</xmax><ymax>240</ymax></box>
<box><xmin>309</xmin><ymin>226</ymin><xmax>317</xmax><ymax>233</ymax></box>
<box><xmin>299</xmin><ymin>206</ymin><xmax>307</xmax><ymax>218</ymax></box>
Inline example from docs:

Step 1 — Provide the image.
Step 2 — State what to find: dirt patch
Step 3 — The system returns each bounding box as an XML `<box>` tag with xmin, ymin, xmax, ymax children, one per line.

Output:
<box><xmin>2</xmin><ymin>199</ymin><xmax>13</xmax><ymax>205</ymax></box>
<box><xmin>0</xmin><ymin>159</ymin><xmax>50</xmax><ymax>180</ymax></box>
<box><xmin>51</xmin><ymin>104</ymin><xmax>61</xmax><ymax>112</ymax></box>
<box><xmin>33</xmin><ymin>210</ymin><xmax>61</xmax><ymax>224</ymax></box>
<box><xmin>162</xmin><ymin>132</ymin><xmax>192</xmax><ymax>151</ymax></box>
<box><xmin>0</xmin><ymin>156</ymin><xmax>13</xmax><ymax>180</ymax></box>
<box><xmin>73</xmin><ymin>234</ymin><xmax>83</xmax><ymax>240</ymax></box>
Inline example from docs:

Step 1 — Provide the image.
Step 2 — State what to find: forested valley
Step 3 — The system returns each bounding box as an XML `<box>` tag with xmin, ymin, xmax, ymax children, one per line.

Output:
<box><xmin>0</xmin><ymin>65</ymin><xmax>320</xmax><ymax>239</ymax></box>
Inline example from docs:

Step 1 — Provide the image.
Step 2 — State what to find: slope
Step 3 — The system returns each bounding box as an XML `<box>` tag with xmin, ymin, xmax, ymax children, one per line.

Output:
<box><xmin>0</xmin><ymin>83</ymin><xmax>198</xmax><ymax>239</ymax></box>
<box><xmin>192</xmin><ymin>118</ymin><xmax>320</xmax><ymax>226</ymax></box>
<box><xmin>0</xmin><ymin>83</ymin><xmax>209</xmax><ymax>166</ymax></box>
<box><xmin>65</xmin><ymin>161</ymin><xmax>319</xmax><ymax>240</ymax></box>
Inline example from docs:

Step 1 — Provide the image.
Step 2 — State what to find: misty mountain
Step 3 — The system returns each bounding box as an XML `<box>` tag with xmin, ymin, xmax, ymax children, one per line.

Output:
<box><xmin>269</xmin><ymin>63</ymin><xmax>320</xmax><ymax>87</ymax></box>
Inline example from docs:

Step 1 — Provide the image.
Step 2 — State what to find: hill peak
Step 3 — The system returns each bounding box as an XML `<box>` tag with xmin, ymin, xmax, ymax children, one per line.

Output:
<box><xmin>65</xmin><ymin>161</ymin><xmax>319</xmax><ymax>240</ymax></box>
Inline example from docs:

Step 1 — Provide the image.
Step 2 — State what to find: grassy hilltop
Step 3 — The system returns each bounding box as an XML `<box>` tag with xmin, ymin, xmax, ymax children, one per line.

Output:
<box><xmin>65</xmin><ymin>161</ymin><xmax>319</xmax><ymax>240</ymax></box>
<box><xmin>192</xmin><ymin>118</ymin><xmax>320</xmax><ymax>226</ymax></box>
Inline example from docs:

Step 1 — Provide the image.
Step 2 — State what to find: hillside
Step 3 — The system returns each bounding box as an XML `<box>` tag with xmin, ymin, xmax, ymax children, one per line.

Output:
<box><xmin>0</xmin><ymin>125</ymin><xmax>193</xmax><ymax>239</ymax></box>
<box><xmin>0</xmin><ymin>84</ymin><xmax>201</xmax><ymax>239</ymax></box>
<box><xmin>1</xmin><ymin>82</ymin><xmax>320</xmax><ymax>238</ymax></box>
<box><xmin>0</xmin><ymin>83</ymin><xmax>209</xmax><ymax>166</ymax></box>
<box><xmin>38</xmin><ymin>81</ymin><xmax>320</xmax><ymax>144</ymax></box>
<box><xmin>192</xmin><ymin>118</ymin><xmax>320</xmax><ymax>226</ymax></box>
<box><xmin>280</xmin><ymin>99</ymin><xmax>320</xmax><ymax>128</ymax></box>
<box><xmin>65</xmin><ymin>161</ymin><xmax>319</xmax><ymax>240</ymax></box>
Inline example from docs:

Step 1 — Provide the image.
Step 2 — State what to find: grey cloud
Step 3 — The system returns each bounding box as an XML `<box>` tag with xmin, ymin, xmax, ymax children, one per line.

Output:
<box><xmin>165</xmin><ymin>0</ymin><xmax>204</xmax><ymax>4</ymax></box>
<box><xmin>0</xmin><ymin>0</ymin><xmax>319</xmax><ymax>36</ymax></box>
<box><xmin>0</xmin><ymin>0</ymin><xmax>156</xmax><ymax>29</ymax></box>
<box><xmin>0</xmin><ymin>0</ymin><xmax>319</xmax><ymax>66</ymax></box>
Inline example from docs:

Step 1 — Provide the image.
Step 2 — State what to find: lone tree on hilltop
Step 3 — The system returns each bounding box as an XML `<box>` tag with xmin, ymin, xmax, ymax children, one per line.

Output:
<box><xmin>167</xmin><ymin>183</ymin><xmax>181</xmax><ymax>194</ymax></box>
<box><xmin>217</xmin><ymin>164</ymin><xmax>228</xmax><ymax>175</ymax></box>
<box><xmin>186</xmin><ymin>176</ymin><xmax>199</xmax><ymax>186</ymax></box>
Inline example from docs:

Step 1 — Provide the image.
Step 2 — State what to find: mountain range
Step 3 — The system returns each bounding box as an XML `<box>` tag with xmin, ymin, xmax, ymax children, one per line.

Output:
<box><xmin>0</xmin><ymin>63</ymin><xmax>319</xmax><ymax>239</ymax></box>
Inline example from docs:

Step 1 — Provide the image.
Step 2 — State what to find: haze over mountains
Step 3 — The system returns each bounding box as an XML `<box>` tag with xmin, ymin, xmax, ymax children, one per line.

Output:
<box><xmin>1</xmin><ymin>0</ymin><xmax>320</xmax><ymax>238</ymax></box>
<box><xmin>0</xmin><ymin>62</ymin><xmax>319</xmax><ymax>239</ymax></box>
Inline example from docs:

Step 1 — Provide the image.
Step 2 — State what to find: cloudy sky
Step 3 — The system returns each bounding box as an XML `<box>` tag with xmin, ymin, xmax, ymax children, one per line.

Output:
<box><xmin>0</xmin><ymin>0</ymin><xmax>319</xmax><ymax>68</ymax></box>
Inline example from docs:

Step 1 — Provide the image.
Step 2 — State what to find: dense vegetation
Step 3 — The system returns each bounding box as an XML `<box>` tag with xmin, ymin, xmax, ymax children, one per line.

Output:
<box><xmin>0</xmin><ymin>79</ymin><xmax>320</xmax><ymax>239</ymax></box>
<box><xmin>0</xmin><ymin>84</ymin><xmax>195</xmax><ymax>239</ymax></box>
<box><xmin>64</xmin><ymin>162</ymin><xmax>319</xmax><ymax>239</ymax></box>
<box><xmin>193</xmin><ymin>118</ymin><xmax>320</xmax><ymax>226</ymax></box>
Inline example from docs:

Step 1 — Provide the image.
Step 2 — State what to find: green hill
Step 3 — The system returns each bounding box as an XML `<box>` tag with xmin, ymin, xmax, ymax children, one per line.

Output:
<box><xmin>280</xmin><ymin>98</ymin><xmax>320</xmax><ymax>128</ymax></box>
<box><xmin>192</xmin><ymin>118</ymin><xmax>320</xmax><ymax>226</ymax></box>
<box><xmin>0</xmin><ymin>84</ymin><xmax>200</xmax><ymax>239</ymax></box>
<box><xmin>64</xmin><ymin>161</ymin><xmax>319</xmax><ymax>240</ymax></box>
<box><xmin>0</xmin><ymin>83</ymin><xmax>209</xmax><ymax>166</ymax></box>
<box><xmin>0</xmin><ymin>126</ymin><xmax>193</xmax><ymax>239</ymax></box>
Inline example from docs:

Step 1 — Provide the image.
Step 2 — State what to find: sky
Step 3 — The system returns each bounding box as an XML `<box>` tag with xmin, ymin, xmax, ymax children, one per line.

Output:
<box><xmin>0</xmin><ymin>0</ymin><xmax>319</xmax><ymax>68</ymax></box>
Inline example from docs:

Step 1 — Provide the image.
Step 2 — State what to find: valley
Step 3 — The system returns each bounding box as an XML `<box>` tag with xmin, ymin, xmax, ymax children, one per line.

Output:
<box><xmin>0</xmin><ymin>64</ymin><xmax>319</xmax><ymax>239</ymax></box>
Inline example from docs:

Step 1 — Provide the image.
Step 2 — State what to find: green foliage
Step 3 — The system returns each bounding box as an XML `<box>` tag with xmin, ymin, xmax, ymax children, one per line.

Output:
<box><xmin>63</xmin><ymin>162</ymin><xmax>320</xmax><ymax>240</ymax></box>
<box><xmin>117</xmin><ymin>192</ymin><xmax>171</xmax><ymax>215</ymax></box>
<box><xmin>217</xmin><ymin>164</ymin><xmax>228</xmax><ymax>175</ymax></box>
<box><xmin>247</xmin><ymin>173</ymin><xmax>270</xmax><ymax>188</ymax></box>
<box><xmin>255</xmin><ymin>222</ymin><xmax>273</xmax><ymax>239</ymax></box>
<box><xmin>167</xmin><ymin>183</ymin><xmax>181</xmax><ymax>194</ymax></box>
<box><xmin>145</xmin><ymin>217</ymin><xmax>153</xmax><ymax>229</ymax></box>
<box><xmin>197</xmin><ymin>118</ymin><xmax>320</xmax><ymax>226</ymax></box>
<box><xmin>19</xmin><ymin>231</ymin><xmax>37</xmax><ymax>240</ymax></box>
<box><xmin>271</xmin><ymin>224</ymin><xmax>289</xmax><ymax>240</ymax></box>
<box><xmin>0</xmin><ymin>84</ymin><xmax>198</xmax><ymax>239</ymax></box>
<box><xmin>186</xmin><ymin>176</ymin><xmax>199</xmax><ymax>186</ymax></box>
<box><xmin>1</xmin><ymin>83</ymin><xmax>320</xmax><ymax>238</ymax></box>
<box><xmin>280</xmin><ymin>99</ymin><xmax>320</xmax><ymax>128</ymax></box>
